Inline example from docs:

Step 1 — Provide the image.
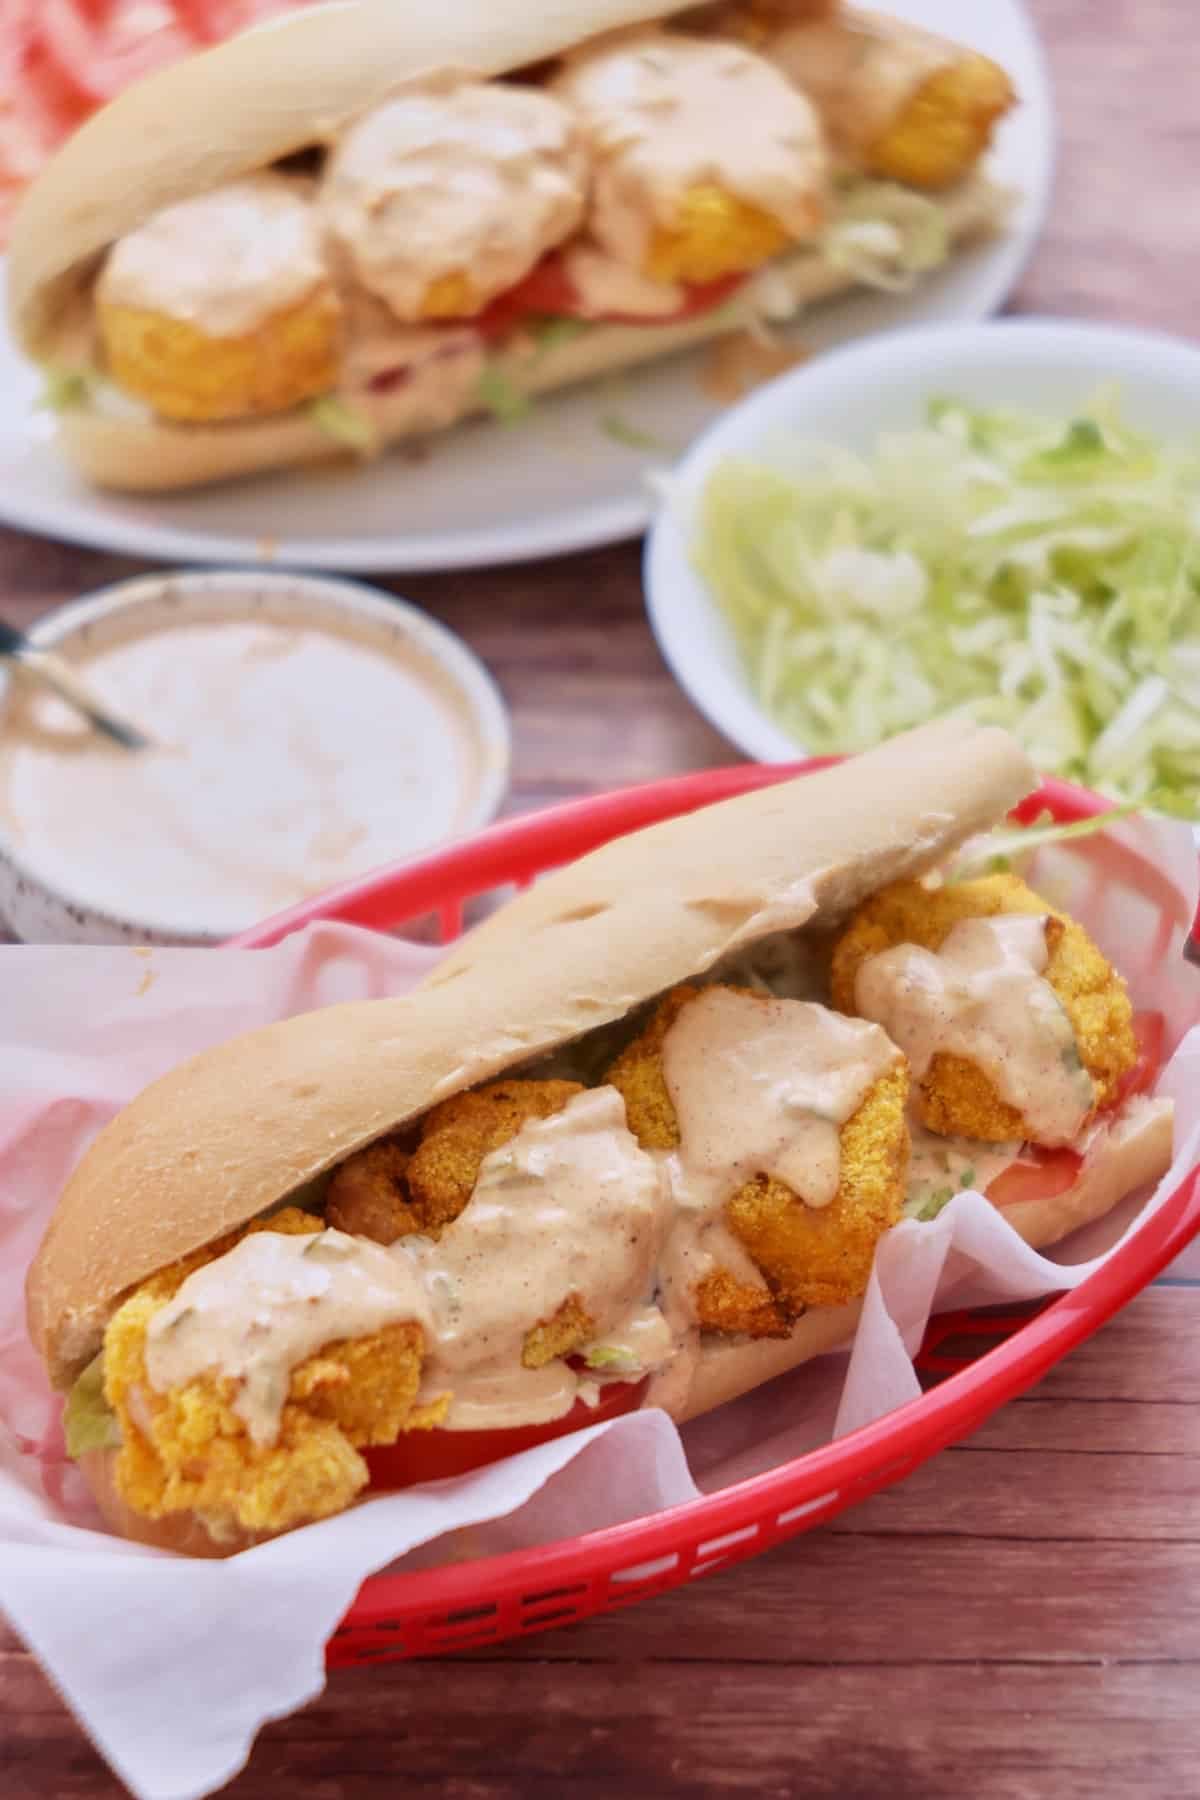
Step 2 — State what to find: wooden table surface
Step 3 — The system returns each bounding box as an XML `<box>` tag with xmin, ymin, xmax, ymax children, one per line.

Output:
<box><xmin>4</xmin><ymin>1</ymin><xmax>1199</xmax><ymax>1794</ymax></box>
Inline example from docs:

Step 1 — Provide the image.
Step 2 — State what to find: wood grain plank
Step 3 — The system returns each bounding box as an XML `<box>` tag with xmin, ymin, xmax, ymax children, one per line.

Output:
<box><xmin>964</xmin><ymin>1398</ymin><xmax>1200</xmax><ymax>1456</ymax></box>
<box><xmin>469</xmin><ymin>1536</ymin><xmax>1200</xmax><ymax>1666</ymax></box>
<box><xmin>1003</xmin><ymin>1290</ymin><xmax>1200</xmax><ymax>1405</ymax></box>
<box><xmin>1012</xmin><ymin>0</ymin><xmax>1199</xmax><ymax>339</ymax></box>
<box><xmin>826</xmin><ymin>1450</ymin><xmax>1200</xmax><ymax>1542</ymax></box>
<box><xmin>5</xmin><ymin>1660</ymin><xmax>1200</xmax><ymax>1800</ymax></box>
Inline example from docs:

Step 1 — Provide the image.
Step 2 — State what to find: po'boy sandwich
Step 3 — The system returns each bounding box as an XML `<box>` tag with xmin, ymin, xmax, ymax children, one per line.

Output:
<box><xmin>27</xmin><ymin>720</ymin><xmax>1173</xmax><ymax>1556</ymax></box>
<box><xmin>7</xmin><ymin>0</ymin><xmax>1015</xmax><ymax>494</ymax></box>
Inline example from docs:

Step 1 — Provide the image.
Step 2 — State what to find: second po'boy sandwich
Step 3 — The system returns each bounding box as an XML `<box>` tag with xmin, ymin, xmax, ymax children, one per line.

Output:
<box><xmin>7</xmin><ymin>0</ymin><xmax>1015</xmax><ymax>493</ymax></box>
<box><xmin>27</xmin><ymin>720</ymin><xmax>1173</xmax><ymax>1557</ymax></box>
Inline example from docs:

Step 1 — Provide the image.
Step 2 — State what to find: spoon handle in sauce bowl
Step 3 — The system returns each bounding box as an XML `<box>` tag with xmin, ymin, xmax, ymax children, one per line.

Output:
<box><xmin>0</xmin><ymin>623</ymin><xmax>154</xmax><ymax>752</ymax></box>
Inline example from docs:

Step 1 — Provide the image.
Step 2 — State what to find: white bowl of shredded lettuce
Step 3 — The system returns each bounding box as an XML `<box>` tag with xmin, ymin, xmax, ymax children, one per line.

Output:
<box><xmin>644</xmin><ymin>319</ymin><xmax>1200</xmax><ymax>819</ymax></box>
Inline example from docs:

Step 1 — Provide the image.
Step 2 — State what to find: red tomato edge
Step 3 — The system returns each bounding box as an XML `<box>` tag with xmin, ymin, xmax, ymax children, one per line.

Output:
<box><xmin>363</xmin><ymin>1375</ymin><xmax>647</xmax><ymax>1488</ymax></box>
<box><xmin>987</xmin><ymin>1012</ymin><xmax>1165</xmax><ymax>1208</ymax></box>
<box><xmin>475</xmin><ymin>252</ymin><xmax>745</xmax><ymax>341</ymax></box>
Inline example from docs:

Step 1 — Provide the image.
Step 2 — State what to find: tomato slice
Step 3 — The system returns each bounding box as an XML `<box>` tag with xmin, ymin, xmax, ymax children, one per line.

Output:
<box><xmin>474</xmin><ymin>251</ymin><xmax>745</xmax><ymax>343</ymax></box>
<box><xmin>1112</xmin><ymin>1010</ymin><xmax>1165</xmax><ymax>1107</ymax></box>
<box><xmin>363</xmin><ymin>1376</ymin><xmax>647</xmax><ymax>1488</ymax></box>
<box><xmin>986</xmin><ymin>1146</ymin><xmax>1084</xmax><ymax>1209</ymax></box>
<box><xmin>985</xmin><ymin>1012</ymin><xmax>1164</xmax><ymax>1210</ymax></box>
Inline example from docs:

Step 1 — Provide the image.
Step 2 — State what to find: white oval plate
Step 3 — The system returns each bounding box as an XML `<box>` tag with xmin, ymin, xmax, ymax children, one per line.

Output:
<box><xmin>0</xmin><ymin>0</ymin><xmax>1052</xmax><ymax>573</ymax></box>
<box><xmin>644</xmin><ymin>317</ymin><xmax>1200</xmax><ymax>768</ymax></box>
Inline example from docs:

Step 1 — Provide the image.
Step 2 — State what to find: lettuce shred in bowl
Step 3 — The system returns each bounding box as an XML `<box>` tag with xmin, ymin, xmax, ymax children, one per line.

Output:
<box><xmin>695</xmin><ymin>391</ymin><xmax>1200</xmax><ymax>818</ymax></box>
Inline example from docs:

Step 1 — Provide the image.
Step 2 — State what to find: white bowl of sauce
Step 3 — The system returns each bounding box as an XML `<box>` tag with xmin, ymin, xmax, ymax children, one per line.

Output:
<box><xmin>0</xmin><ymin>571</ymin><xmax>510</xmax><ymax>943</ymax></box>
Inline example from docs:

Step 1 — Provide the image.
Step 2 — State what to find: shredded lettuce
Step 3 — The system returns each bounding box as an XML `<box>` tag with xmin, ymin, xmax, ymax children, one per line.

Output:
<box><xmin>950</xmin><ymin>803</ymin><xmax>1138</xmax><ymax>880</ymax></box>
<box><xmin>584</xmin><ymin>1344</ymin><xmax>641</xmax><ymax>1372</ymax></box>
<box><xmin>694</xmin><ymin>392</ymin><xmax>1200</xmax><ymax>818</ymax></box>
<box><xmin>904</xmin><ymin>1187</ymin><xmax>956</xmax><ymax>1222</ymax></box>
<box><xmin>533</xmin><ymin>316</ymin><xmax>591</xmax><ymax>353</ymax></box>
<box><xmin>38</xmin><ymin>364</ymin><xmax>94</xmax><ymax>413</ymax></box>
<box><xmin>307</xmin><ymin>395</ymin><xmax>375</xmax><ymax>453</ymax></box>
<box><xmin>477</xmin><ymin>365</ymin><xmax>531</xmax><ymax>424</ymax></box>
<box><xmin>600</xmin><ymin>410</ymin><xmax>665</xmax><ymax>451</ymax></box>
<box><xmin>822</xmin><ymin>183</ymin><xmax>949</xmax><ymax>292</ymax></box>
<box><xmin>63</xmin><ymin>1354</ymin><xmax>121</xmax><ymax>1458</ymax></box>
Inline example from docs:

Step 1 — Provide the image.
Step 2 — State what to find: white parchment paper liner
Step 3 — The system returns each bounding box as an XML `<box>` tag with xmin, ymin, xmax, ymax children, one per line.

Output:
<box><xmin>1</xmin><ymin>814</ymin><xmax>1197</xmax><ymax>1800</ymax></box>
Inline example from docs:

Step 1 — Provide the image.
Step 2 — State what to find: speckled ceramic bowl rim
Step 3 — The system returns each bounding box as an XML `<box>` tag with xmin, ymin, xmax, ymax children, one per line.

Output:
<box><xmin>0</xmin><ymin>569</ymin><xmax>512</xmax><ymax>944</ymax></box>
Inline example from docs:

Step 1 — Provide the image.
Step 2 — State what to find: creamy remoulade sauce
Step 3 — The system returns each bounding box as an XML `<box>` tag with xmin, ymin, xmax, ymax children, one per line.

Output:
<box><xmin>551</xmin><ymin>32</ymin><xmax>828</xmax><ymax>270</ymax></box>
<box><xmin>854</xmin><ymin>915</ymin><xmax>1095</xmax><ymax>1146</ymax></box>
<box><xmin>147</xmin><ymin>1090</ymin><xmax>671</xmax><ymax>1440</ymax></box>
<box><xmin>646</xmin><ymin>987</ymin><xmax>901</xmax><ymax>1412</ymax></box>
<box><xmin>560</xmin><ymin>245</ymin><xmax>687</xmax><ymax>320</ymax></box>
<box><xmin>142</xmin><ymin>993</ymin><xmax>901</xmax><ymax>1443</ymax></box>
<box><xmin>904</xmin><ymin>1123</ymin><xmax>1020</xmax><ymax>1216</ymax></box>
<box><xmin>0</xmin><ymin>615</ymin><xmax>483</xmax><ymax>937</ymax></box>
<box><xmin>663</xmin><ymin>988</ymin><xmax>900</xmax><ymax>1211</ymax></box>
<box><xmin>97</xmin><ymin>174</ymin><xmax>330</xmax><ymax>339</ymax></box>
<box><xmin>322</xmin><ymin>80</ymin><xmax>588</xmax><ymax>324</ymax></box>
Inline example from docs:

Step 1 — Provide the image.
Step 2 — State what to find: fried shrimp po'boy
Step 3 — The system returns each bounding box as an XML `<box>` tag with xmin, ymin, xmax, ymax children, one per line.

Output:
<box><xmin>7</xmin><ymin>0</ymin><xmax>1014</xmax><ymax>494</ymax></box>
<box><xmin>27</xmin><ymin>721</ymin><xmax>1172</xmax><ymax>1559</ymax></box>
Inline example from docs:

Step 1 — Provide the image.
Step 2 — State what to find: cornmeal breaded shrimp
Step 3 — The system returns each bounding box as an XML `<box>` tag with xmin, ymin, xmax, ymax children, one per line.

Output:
<box><xmin>830</xmin><ymin>874</ymin><xmax>1137</xmax><ymax>1145</ymax></box>
<box><xmin>552</xmin><ymin>32</ymin><xmax>827</xmax><ymax>287</ymax></box>
<box><xmin>96</xmin><ymin>176</ymin><xmax>340</xmax><ymax>423</ymax></box>
<box><xmin>326</xmin><ymin>1078</ymin><xmax>586</xmax><ymax>1241</ymax></box>
<box><xmin>326</xmin><ymin>1138</ymin><xmax>414</xmax><ymax>1244</ymax></box>
<box><xmin>322</xmin><ymin>82</ymin><xmax>588</xmax><ymax>323</ymax></box>
<box><xmin>764</xmin><ymin>10</ymin><xmax>1014</xmax><ymax>192</ymax></box>
<box><xmin>104</xmin><ymin>1208</ymin><xmax>433</xmax><ymax>1540</ymax></box>
<box><xmin>607</xmin><ymin>984</ymin><xmax>908</xmax><ymax>1331</ymax></box>
<box><xmin>326</xmin><ymin>1079</ymin><xmax>595</xmax><ymax>1363</ymax></box>
<box><xmin>406</xmin><ymin>1079</ymin><xmax>586</xmax><ymax>1228</ymax></box>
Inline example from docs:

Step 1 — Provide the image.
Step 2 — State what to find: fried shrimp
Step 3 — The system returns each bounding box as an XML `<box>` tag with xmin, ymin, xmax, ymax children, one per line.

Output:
<box><xmin>607</xmin><ymin>984</ymin><xmax>908</xmax><ymax>1329</ymax></box>
<box><xmin>406</xmin><ymin>1079</ymin><xmax>586</xmax><ymax>1229</ymax></box>
<box><xmin>321</xmin><ymin>82</ymin><xmax>588</xmax><ymax>324</ymax></box>
<box><xmin>96</xmin><ymin>290</ymin><xmax>341</xmax><ymax>423</ymax></box>
<box><xmin>103</xmin><ymin>1208</ymin><xmax>432</xmax><ymax>1539</ymax></box>
<box><xmin>830</xmin><ymin>874</ymin><xmax>1138</xmax><ymax>1144</ymax></box>
<box><xmin>698</xmin><ymin>0</ymin><xmax>840</xmax><ymax>44</ymax></box>
<box><xmin>325</xmin><ymin>1077</ymin><xmax>587</xmax><ymax>1242</ymax></box>
<box><xmin>95</xmin><ymin>175</ymin><xmax>340</xmax><ymax>423</ymax></box>
<box><xmin>326</xmin><ymin>1139</ymin><xmax>414</xmax><ymax>1244</ymax></box>
<box><xmin>325</xmin><ymin>1079</ymin><xmax>595</xmax><ymax>1365</ymax></box>
<box><xmin>865</xmin><ymin>53</ymin><xmax>1015</xmax><ymax>191</ymax></box>
<box><xmin>552</xmin><ymin>33</ymin><xmax>827</xmax><ymax>288</ymax></box>
<box><xmin>764</xmin><ymin>14</ymin><xmax>1014</xmax><ymax>191</ymax></box>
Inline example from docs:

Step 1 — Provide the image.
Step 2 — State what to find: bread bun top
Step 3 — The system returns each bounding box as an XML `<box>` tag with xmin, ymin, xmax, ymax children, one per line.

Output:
<box><xmin>7</xmin><ymin>0</ymin><xmax>693</xmax><ymax>359</ymax></box>
<box><xmin>26</xmin><ymin>719</ymin><xmax>1034</xmax><ymax>1387</ymax></box>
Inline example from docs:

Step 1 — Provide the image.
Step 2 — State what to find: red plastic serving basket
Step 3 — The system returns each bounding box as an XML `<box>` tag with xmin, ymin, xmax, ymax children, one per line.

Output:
<box><xmin>228</xmin><ymin>760</ymin><xmax>1200</xmax><ymax>1668</ymax></box>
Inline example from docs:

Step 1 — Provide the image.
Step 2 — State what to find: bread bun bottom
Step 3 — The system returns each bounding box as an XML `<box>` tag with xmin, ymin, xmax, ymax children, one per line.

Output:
<box><xmin>679</xmin><ymin>1095</ymin><xmax>1175</xmax><ymax>1422</ymax></box>
<box><xmin>77</xmin><ymin>1096</ymin><xmax>1173</xmax><ymax>1558</ymax></box>
<box><xmin>57</xmin><ymin>177</ymin><xmax>1005</xmax><ymax>494</ymax></box>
